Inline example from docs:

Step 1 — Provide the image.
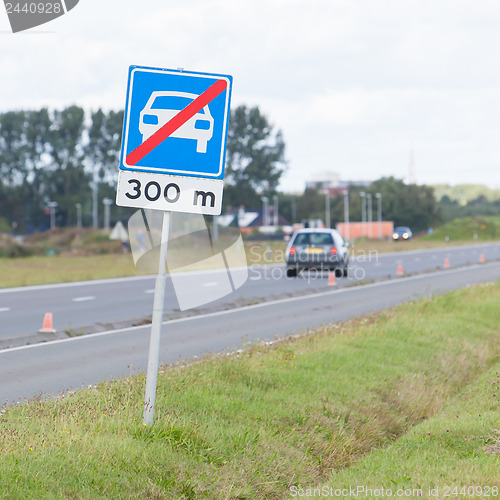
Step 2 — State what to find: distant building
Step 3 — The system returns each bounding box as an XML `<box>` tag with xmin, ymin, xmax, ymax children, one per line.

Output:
<box><xmin>305</xmin><ymin>171</ymin><xmax>341</xmax><ymax>190</ymax></box>
<box><xmin>336</xmin><ymin>221</ymin><xmax>394</xmax><ymax>240</ymax></box>
<box><xmin>306</xmin><ymin>171</ymin><xmax>369</xmax><ymax>195</ymax></box>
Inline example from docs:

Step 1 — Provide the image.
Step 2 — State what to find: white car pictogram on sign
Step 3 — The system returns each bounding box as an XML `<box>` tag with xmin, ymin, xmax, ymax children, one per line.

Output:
<box><xmin>139</xmin><ymin>91</ymin><xmax>215</xmax><ymax>153</ymax></box>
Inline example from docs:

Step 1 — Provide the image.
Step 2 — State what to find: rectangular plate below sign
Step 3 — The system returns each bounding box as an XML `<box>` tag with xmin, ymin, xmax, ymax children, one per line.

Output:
<box><xmin>116</xmin><ymin>170</ymin><xmax>223</xmax><ymax>215</ymax></box>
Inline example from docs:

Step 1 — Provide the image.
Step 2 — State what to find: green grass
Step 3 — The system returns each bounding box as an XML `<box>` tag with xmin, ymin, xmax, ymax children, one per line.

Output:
<box><xmin>0</xmin><ymin>254</ymin><xmax>143</xmax><ymax>288</ymax></box>
<box><xmin>321</xmin><ymin>366</ymin><xmax>500</xmax><ymax>496</ymax></box>
<box><xmin>1</xmin><ymin>282</ymin><xmax>500</xmax><ymax>498</ymax></box>
<box><xmin>423</xmin><ymin>216</ymin><xmax>500</xmax><ymax>242</ymax></box>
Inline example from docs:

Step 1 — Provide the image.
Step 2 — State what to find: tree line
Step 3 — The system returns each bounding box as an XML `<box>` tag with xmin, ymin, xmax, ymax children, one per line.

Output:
<box><xmin>276</xmin><ymin>176</ymin><xmax>440</xmax><ymax>232</ymax></box>
<box><xmin>282</xmin><ymin>178</ymin><xmax>500</xmax><ymax>232</ymax></box>
<box><xmin>0</xmin><ymin>104</ymin><xmax>287</xmax><ymax>233</ymax></box>
<box><xmin>0</xmin><ymin>103</ymin><xmax>454</xmax><ymax>234</ymax></box>
<box><xmin>0</xmin><ymin>107</ymin><xmax>123</xmax><ymax>232</ymax></box>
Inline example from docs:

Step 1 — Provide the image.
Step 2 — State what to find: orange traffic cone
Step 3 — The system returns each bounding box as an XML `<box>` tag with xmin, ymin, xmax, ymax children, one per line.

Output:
<box><xmin>444</xmin><ymin>257</ymin><xmax>450</xmax><ymax>269</ymax></box>
<box><xmin>328</xmin><ymin>270</ymin><xmax>336</xmax><ymax>286</ymax></box>
<box><xmin>397</xmin><ymin>263</ymin><xmax>404</xmax><ymax>276</ymax></box>
<box><xmin>39</xmin><ymin>312</ymin><xmax>56</xmax><ymax>333</ymax></box>
<box><xmin>479</xmin><ymin>253</ymin><xmax>485</xmax><ymax>263</ymax></box>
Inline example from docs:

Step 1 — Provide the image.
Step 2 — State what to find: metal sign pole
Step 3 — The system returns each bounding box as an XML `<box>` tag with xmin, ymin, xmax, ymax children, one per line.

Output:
<box><xmin>115</xmin><ymin>66</ymin><xmax>232</xmax><ymax>426</ymax></box>
<box><xmin>143</xmin><ymin>210</ymin><xmax>170</xmax><ymax>426</ymax></box>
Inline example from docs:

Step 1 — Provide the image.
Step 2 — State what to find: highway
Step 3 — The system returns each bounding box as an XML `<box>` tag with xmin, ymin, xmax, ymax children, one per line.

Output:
<box><xmin>1</xmin><ymin>242</ymin><xmax>500</xmax><ymax>344</ymax></box>
<box><xmin>1</xmin><ymin>242</ymin><xmax>500</xmax><ymax>407</ymax></box>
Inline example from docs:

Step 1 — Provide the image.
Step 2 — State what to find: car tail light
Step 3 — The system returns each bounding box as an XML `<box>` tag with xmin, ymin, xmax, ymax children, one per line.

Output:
<box><xmin>289</xmin><ymin>246</ymin><xmax>296</xmax><ymax>255</ymax></box>
<box><xmin>330</xmin><ymin>246</ymin><xmax>337</xmax><ymax>254</ymax></box>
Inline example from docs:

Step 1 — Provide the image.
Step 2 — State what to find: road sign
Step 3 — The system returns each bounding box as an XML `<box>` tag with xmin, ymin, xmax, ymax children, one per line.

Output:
<box><xmin>116</xmin><ymin>65</ymin><xmax>232</xmax><ymax>215</ymax></box>
<box><xmin>120</xmin><ymin>65</ymin><xmax>232</xmax><ymax>179</ymax></box>
<box><xmin>115</xmin><ymin>65</ymin><xmax>233</xmax><ymax>426</ymax></box>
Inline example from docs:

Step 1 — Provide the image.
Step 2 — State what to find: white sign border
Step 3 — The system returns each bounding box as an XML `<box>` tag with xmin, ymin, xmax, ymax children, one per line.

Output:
<box><xmin>121</xmin><ymin>67</ymin><xmax>231</xmax><ymax>179</ymax></box>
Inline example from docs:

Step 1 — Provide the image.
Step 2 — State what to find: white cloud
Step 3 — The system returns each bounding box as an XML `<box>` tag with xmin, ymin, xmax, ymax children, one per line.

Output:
<box><xmin>1</xmin><ymin>0</ymin><xmax>500</xmax><ymax>191</ymax></box>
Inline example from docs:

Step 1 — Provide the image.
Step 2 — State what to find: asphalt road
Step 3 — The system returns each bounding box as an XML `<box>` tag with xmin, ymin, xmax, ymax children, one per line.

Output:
<box><xmin>1</xmin><ymin>242</ymin><xmax>500</xmax><ymax>344</ymax></box>
<box><xmin>2</xmin><ymin>258</ymin><xmax>500</xmax><ymax>407</ymax></box>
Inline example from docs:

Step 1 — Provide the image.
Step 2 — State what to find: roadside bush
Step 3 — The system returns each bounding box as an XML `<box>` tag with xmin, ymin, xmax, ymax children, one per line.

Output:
<box><xmin>83</xmin><ymin>239</ymin><xmax>124</xmax><ymax>254</ymax></box>
<box><xmin>0</xmin><ymin>234</ymin><xmax>35</xmax><ymax>258</ymax></box>
<box><xmin>2</xmin><ymin>228</ymin><xmax>126</xmax><ymax>258</ymax></box>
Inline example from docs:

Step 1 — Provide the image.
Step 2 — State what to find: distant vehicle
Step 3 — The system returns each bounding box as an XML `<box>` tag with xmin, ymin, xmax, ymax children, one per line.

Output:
<box><xmin>139</xmin><ymin>91</ymin><xmax>214</xmax><ymax>153</ymax></box>
<box><xmin>285</xmin><ymin>228</ymin><xmax>349</xmax><ymax>278</ymax></box>
<box><xmin>393</xmin><ymin>226</ymin><xmax>413</xmax><ymax>241</ymax></box>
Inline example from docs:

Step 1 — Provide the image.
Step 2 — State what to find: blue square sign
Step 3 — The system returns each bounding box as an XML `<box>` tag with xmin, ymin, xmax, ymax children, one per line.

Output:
<box><xmin>120</xmin><ymin>66</ymin><xmax>232</xmax><ymax>180</ymax></box>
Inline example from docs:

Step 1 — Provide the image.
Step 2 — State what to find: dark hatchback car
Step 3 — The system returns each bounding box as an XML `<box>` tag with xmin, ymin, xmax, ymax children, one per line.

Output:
<box><xmin>392</xmin><ymin>226</ymin><xmax>413</xmax><ymax>241</ymax></box>
<box><xmin>285</xmin><ymin>228</ymin><xmax>349</xmax><ymax>277</ymax></box>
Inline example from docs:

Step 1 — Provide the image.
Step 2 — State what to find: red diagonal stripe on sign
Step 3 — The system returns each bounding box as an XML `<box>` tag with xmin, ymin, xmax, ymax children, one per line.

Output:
<box><xmin>126</xmin><ymin>79</ymin><xmax>228</xmax><ymax>165</ymax></box>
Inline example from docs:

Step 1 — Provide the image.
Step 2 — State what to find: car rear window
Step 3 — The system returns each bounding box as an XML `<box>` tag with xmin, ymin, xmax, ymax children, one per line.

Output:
<box><xmin>293</xmin><ymin>233</ymin><xmax>334</xmax><ymax>246</ymax></box>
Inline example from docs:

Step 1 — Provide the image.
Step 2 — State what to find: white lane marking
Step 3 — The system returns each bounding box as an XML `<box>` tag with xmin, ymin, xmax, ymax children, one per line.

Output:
<box><xmin>144</xmin><ymin>289</ymin><xmax>155</xmax><ymax>294</ymax></box>
<box><xmin>72</xmin><ymin>296</ymin><xmax>96</xmax><ymax>302</ymax></box>
<box><xmin>2</xmin><ymin>261</ymin><xmax>500</xmax><ymax>356</ymax></box>
<box><xmin>0</xmin><ymin>307</ymin><xmax>10</xmax><ymax>312</ymax></box>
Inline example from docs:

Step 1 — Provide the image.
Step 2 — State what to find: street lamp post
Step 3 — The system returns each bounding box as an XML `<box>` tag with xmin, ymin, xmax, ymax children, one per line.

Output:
<box><xmin>103</xmin><ymin>198</ymin><xmax>113</xmax><ymax>230</ymax></box>
<box><xmin>359</xmin><ymin>192</ymin><xmax>366</xmax><ymax>237</ymax></box>
<box><xmin>324</xmin><ymin>189</ymin><xmax>331</xmax><ymax>228</ymax></box>
<box><xmin>367</xmin><ymin>193</ymin><xmax>372</xmax><ymax>238</ymax></box>
<box><xmin>48</xmin><ymin>201</ymin><xmax>58</xmax><ymax>230</ymax></box>
<box><xmin>75</xmin><ymin>203</ymin><xmax>82</xmax><ymax>228</ymax></box>
<box><xmin>343</xmin><ymin>190</ymin><xmax>350</xmax><ymax>242</ymax></box>
<box><xmin>261</xmin><ymin>196</ymin><xmax>269</xmax><ymax>227</ymax></box>
<box><xmin>375</xmin><ymin>193</ymin><xmax>382</xmax><ymax>239</ymax></box>
<box><xmin>273</xmin><ymin>194</ymin><xmax>279</xmax><ymax>226</ymax></box>
<box><xmin>92</xmin><ymin>182</ymin><xmax>98</xmax><ymax>228</ymax></box>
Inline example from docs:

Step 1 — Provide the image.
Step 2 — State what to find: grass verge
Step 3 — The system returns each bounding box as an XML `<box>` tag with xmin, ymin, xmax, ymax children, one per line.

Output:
<box><xmin>423</xmin><ymin>216</ymin><xmax>500</xmax><ymax>242</ymax></box>
<box><xmin>0</xmin><ymin>254</ymin><xmax>142</xmax><ymax>288</ymax></box>
<box><xmin>321</xmin><ymin>364</ymin><xmax>500</xmax><ymax>497</ymax></box>
<box><xmin>1</xmin><ymin>282</ymin><xmax>500</xmax><ymax>498</ymax></box>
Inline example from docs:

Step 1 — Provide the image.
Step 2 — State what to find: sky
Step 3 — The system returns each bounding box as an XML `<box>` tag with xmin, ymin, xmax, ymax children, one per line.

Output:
<box><xmin>1</xmin><ymin>0</ymin><xmax>500</xmax><ymax>192</ymax></box>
